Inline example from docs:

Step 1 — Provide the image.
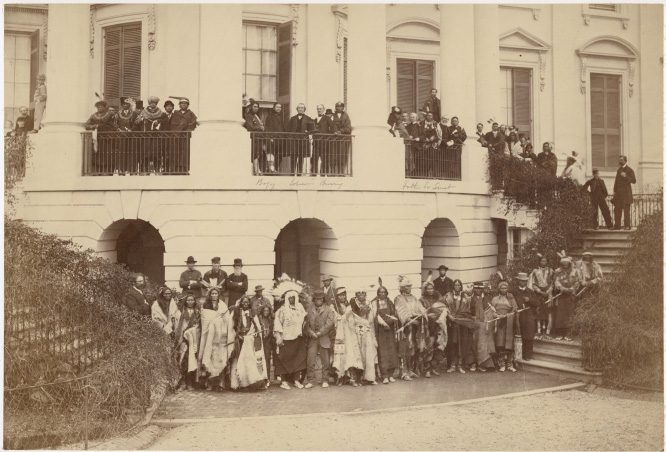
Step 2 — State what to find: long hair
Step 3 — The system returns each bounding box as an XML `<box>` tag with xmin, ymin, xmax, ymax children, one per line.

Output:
<box><xmin>452</xmin><ymin>279</ymin><xmax>464</xmax><ymax>293</ymax></box>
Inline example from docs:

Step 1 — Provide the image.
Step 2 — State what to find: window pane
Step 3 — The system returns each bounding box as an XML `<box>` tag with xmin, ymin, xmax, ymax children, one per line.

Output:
<box><xmin>590</xmin><ymin>74</ymin><xmax>604</xmax><ymax>90</ymax></box>
<box><xmin>4</xmin><ymin>59</ymin><xmax>15</xmax><ymax>82</ymax></box>
<box><xmin>606</xmin><ymin>134</ymin><xmax>621</xmax><ymax>166</ymax></box>
<box><xmin>590</xmin><ymin>91</ymin><xmax>605</xmax><ymax>128</ymax></box>
<box><xmin>15</xmin><ymin>36</ymin><xmax>31</xmax><ymax>59</ymax></box>
<box><xmin>606</xmin><ymin>91</ymin><xmax>621</xmax><ymax>129</ymax></box>
<box><xmin>14</xmin><ymin>83</ymin><xmax>30</xmax><ymax>106</ymax></box>
<box><xmin>14</xmin><ymin>60</ymin><xmax>30</xmax><ymax>83</ymax></box>
<box><xmin>499</xmin><ymin>68</ymin><xmax>513</xmax><ymax>126</ymax></box>
<box><xmin>262</xmin><ymin>26</ymin><xmax>277</xmax><ymax>50</ymax></box>
<box><xmin>245</xmin><ymin>75</ymin><xmax>260</xmax><ymax>100</ymax></box>
<box><xmin>242</xmin><ymin>24</ymin><xmax>247</xmax><ymax>47</ymax></box>
<box><xmin>246</xmin><ymin>50</ymin><xmax>261</xmax><ymax>74</ymax></box>
<box><xmin>591</xmin><ymin>134</ymin><xmax>605</xmax><ymax>168</ymax></box>
<box><xmin>262</xmin><ymin>51</ymin><xmax>276</xmax><ymax>76</ymax></box>
<box><xmin>246</xmin><ymin>25</ymin><xmax>261</xmax><ymax>49</ymax></box>
<box><xmin>4</xmin><ymin>36</ymin><xmax>15</xmax><ymax>59</ymax></box>
<box><xmin>5</xmin><ymin>82</ymin><xmax>15</xmax><ymax>106</ymax></box>
<box><xmin>261</xmin><ymin>75</ymin><xmax>276</xmax><ymax>101</ymax></box>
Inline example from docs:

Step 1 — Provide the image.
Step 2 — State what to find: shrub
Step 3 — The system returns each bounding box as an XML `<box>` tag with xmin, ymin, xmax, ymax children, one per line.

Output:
<box><xmin>4</xmin><ymin>218</ymin><xmax>179</xmax><ymax>447</ymax></box>
<box><xmin>572</xmin><ymin>209</ymin><xmax>663</xmax><ymax>389</ymax></box>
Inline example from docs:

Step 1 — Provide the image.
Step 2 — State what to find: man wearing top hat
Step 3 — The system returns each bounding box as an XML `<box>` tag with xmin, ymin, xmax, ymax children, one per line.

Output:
<box><xmin>202</xmin><ymin>257</ymin><xmax>227</xmax><ymax>299</ymax></box>
<box><xmin>179</xmin><ymin>256</ymin><xmax>203</xmax><ymax>298</ymax></box>
<box><xmin>304</xmin><ymin>289</ymin><xmax>336</xmax><ymax>388</ymax></box>
<box><xmin>513</xmin><ymin>272</ymin><xmax>538</xmax><ymax>361</ymax></box>
<box><xmin>227</xmin><ymin>258</ymin><xmax>248</xmax><ymax>307</ymax></box>
<box><xmin>321</xmin><ymin>275</ymin><xmax>336</xmax><ymax>306</ymax></box>
<box><xmin>250</xmin><ymin>284</ymin><xmax>273</xmax><ymax>318</ymax></box>
<box><xmin>433</xmin><ymin>265</ymin><xmax>454</xmax><ymax>298</ymax></box>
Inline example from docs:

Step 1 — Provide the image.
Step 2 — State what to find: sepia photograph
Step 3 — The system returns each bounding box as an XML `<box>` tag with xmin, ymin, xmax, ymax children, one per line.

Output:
<box><xmin>3</xmin><ymin>1</ymin><xmax>664</xmax><ymax>450</ymax></box>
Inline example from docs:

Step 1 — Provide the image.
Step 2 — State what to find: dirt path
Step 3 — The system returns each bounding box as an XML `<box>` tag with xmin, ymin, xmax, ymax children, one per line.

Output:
<box><xmin>147</xmin><ymin>388</ymin><xmax>663</xmax><ymax>450</ymax></box>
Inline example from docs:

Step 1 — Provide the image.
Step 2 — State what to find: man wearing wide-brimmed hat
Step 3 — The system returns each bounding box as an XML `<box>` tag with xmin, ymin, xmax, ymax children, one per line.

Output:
<box><xmin>250</xmin><ymin>284</ymin><xmax>273</xmax><ymax>318</ymax></box>
<box><xmin>227</xmin><ymin>258</ymin><xmax>248</xmax><ymax>306</ymax></box>
<box><xmin>433</xmin><ymin>264</ymin><xmax>453</xmax><ymax>298</ymax></box>
<box><xmin>179</xmin><ymin>256</ymin><xmax>203</xmax><ymax>297</ymax></box>
<box><xmin>321</xmin><ymin>275</ymin><xmax>336</xmax><ymax>305</ymax></box>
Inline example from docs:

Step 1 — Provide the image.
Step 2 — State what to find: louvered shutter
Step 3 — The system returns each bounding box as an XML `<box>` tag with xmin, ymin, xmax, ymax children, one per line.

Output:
<box><xmin>397</xmin><ymin>59</ymin><xmax>415</xmax><ymax>113</ymax></box>
<box><xmin>277</xmin><ymin>21</ymin><xmax>292</xmax><ymax>118</ymax></box>
<box><xmin>415</xmin><ymin>60</ymin><xmax>434</xmax><ymax>112</ymax></box>
<box><xmin>590</xmin><ymin>73</ymin><xmax>621</xmax><ymax>169</ymax></box>
<box><xmin>104</xmin><ymin>23</ymin><xmax>141</xmax><ymax>108</ymax></box>
<box><xmin>512</xmin><ymin>68</ymin><xmax>532</xmax><ymax>139</ymax></box>
<box><xmin>29</xmin><ymin>30</ymin><xmax>39</xmax><ymax>102</ymax></box>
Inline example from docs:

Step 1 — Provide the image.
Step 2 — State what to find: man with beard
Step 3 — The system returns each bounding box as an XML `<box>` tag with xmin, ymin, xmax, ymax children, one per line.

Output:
<box><xmin>304</xmin><ymin>289</ymin><xmax>336</xmax><ymax>388</ymax></box>
<box><xmin>227</xmin><ymin>258</ymin><xmax>249</xmax><ymax>307</ymax></box>
<box><xmin>202</xmin><ymin>256</ymin><xmax>227</xmax><ymax>300</ymax></box>
<box><xmin>123</xmin><ymin>273</ymin><xmax>150</xmax><ymax>316</ymax></box>
<box><xmin>433</xmin><ymin>265</ymin><xmax>454</xmax><ymax>298</ymax></box>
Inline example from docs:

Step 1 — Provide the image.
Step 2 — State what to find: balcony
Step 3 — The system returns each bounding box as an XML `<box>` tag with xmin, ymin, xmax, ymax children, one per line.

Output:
<box><xmin>404</xmin><ymin>139</ymin><xmax>462</xmax><ymax>181</ymax></box>
<box><xmin>249</xmin><ymin>132</ymin><xmax>353</xmax><ymax>177</ymax></box>
<box><xmin>81</xmin><ymin>131</ymin><xmax>191</xmax><ymax>176</ymax></box>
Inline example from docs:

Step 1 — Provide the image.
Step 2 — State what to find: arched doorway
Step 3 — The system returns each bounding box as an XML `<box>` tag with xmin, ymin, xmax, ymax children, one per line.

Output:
<box><xmin>274</xmin><ymin>218</ymin><xmax>333</xmax><ymax>289</ymax></box>
<box><xmin>421</xmin><ymin>218</ymin><xmax>461</xmax><ymax>283</ymax></box>
<box><xmin>98</xmin><ymin>219</ymin><xmax>165</xmax><ymax>285</ymax></box>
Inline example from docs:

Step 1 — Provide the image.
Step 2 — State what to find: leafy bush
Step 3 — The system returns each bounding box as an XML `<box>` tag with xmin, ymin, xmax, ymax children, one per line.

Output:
<box><xmin>4</xmin><ymin>134</ymin><xmax>29</xmax><ymax>191</ymax></box>
<box><xmin>572</xmin><ymin>209</ymin><xmax>663</xmax><ymax>389</ymax></box>
<box><xmin>4</xmin><ymin>218</ymin><xmax>179</xmax><ymax>447</ymax></box>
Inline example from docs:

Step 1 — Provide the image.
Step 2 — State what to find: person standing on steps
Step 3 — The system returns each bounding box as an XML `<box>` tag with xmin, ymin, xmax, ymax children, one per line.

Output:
<box><xmin>583</xmin><ymin>169</ymin><xmax>613</xmax><ymax>229</ymax></box>
<box><xmin>612</xmin><ymin>155</ymin><xmax>636</xmax><ymax>230</ymax></box>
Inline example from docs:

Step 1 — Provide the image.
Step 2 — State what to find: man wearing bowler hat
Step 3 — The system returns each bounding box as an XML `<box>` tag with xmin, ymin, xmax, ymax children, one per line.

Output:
<box><xmin>227</xmin><ymin>258</ymin><xmax>248</xmax><ymax>306</ymax></box>
<box><xmin>179</xmin><ymin>256</ymin><xmax>203</xmax><ymax>297</ymax></box>
<box><xmin>433</xmin><ymin>265</ymin><xmax>454</xmax><ymax>298</ymax></box>
<box><xmin>250</xmin><ymin>284</ymin><xmax>273</xmax><ymax>318</ymax></box>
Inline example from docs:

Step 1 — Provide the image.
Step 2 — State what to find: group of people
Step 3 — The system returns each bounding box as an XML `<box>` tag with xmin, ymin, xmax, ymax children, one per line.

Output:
<box><xmin>83</xmin><ymin>96</ymin><xmax>197</xmax><ymax>174</ymax></box>
<box><xmin>5</xmin><ymin>74</ymin><xmax>47</xmax><ymax>137</ymax></box>
<box><xmin>122</xmin><ymin>248</ymin><xmax>604</xmax><ymax>393</ymax></box>
<box><xmin>242</xmin><ymin>99</ymin><xmax>352</xmax><ymax>176</ymax></box>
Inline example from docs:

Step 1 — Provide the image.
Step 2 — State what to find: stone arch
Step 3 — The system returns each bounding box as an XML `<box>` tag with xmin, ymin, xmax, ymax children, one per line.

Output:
<box><xmin>97</xmin><ymin>219</ymin><xmax>165</xmax><ymax>284</ymax></box>
<box><xmin>420</xmin><ymin>217</ymin><xmax>461</xmax><ymax>285</ymax></box>
<box><xmin>386</xmin><ymin>17</ymin><xmax>440</xmax><ymax>39</ymax></box>
<box><xmin>274</xmin><ymin>217</ymin><xmax>337</xmax><ymax>289</ymax></box>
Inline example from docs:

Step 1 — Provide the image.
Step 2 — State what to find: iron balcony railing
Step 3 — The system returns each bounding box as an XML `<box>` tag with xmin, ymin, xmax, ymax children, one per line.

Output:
<box><xmin>606</xmin><ymin>192</ymin><xmax>662</xmax><ymax>228</ymax></box>
<box><xmin>249</xmin><ymin>132</ymin><xmax>353</xmax><ymax>177</ymax></box>
<box><xmin>82</xmin><ymin>131</ymin><xmax>191</xmax><ymax>176</ymax></box>
<box><xmin>404</xmin><ymin>139</ymin><xmax>462</xmax><ymax>181</ymax></box>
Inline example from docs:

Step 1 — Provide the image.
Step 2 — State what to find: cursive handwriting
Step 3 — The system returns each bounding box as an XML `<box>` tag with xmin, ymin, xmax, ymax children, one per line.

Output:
<box><xmin>255</xmin><ymin>178</ymin><xmax>276</xmax><ymax>190</ymax></box>
<box><xmin>402</xmin><ymin>180</ymin><xmax>453</xmax><ymax>191</ymax></box>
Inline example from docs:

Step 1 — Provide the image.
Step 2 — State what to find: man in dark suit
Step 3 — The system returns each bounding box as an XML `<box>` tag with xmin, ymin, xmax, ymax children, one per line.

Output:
<box><xmin>433</xmin><ymin>265</ymin><xmax>454</xmax><ymax>298</ymax></box>
<box><xmin>287</xmin><ymin>103</ymin><xmax>315</xmax><ymax>175</ymax></box>
<box><xmin>483</xmin><ymin>122</ymin><xmax>506</xmax><ymax>156</ymax></box>
<box><xmin>537</xmin><ymin>142</ymin><xmax>558</xmax><ymax>177</ymax></box>
<box><xmin>422</xmin><ymin>88</ymin><xmax>441</xmax><ymax>123</ymax></box>
<box><xmin>583</xmin><ymin>169</ymin><xmax>613</xmax><ymax>229</ymax></box>
<box><xmin>179</xmin><ymin>256</ymin><xmax>203</xmax><ymax>297</ymax></box>
<box><xmin>331</xmin><ymin>102</ymin><xmax>352</xmax><ymax>176</ymax></box>
<box><xmin>612</xmin><ymin>155</ymin><xmax>637</xmax><ymax>230</ymax></box>
<box><xmin>123</xmin><ymin>274</ymin><xmax>150</xmax><ymax>315</ymax></box>
<box><xmin>313</xmin><ymin>104</ymin><xmax>334</xmax><ymax>175</ymax></box>
<box><xmin>160</xmin><ymin>100</ymin><xmax>175</xmax><ymax>130</ymax></box>
<box><xmin>304</xmin><ymin>289</ymin><xmax>336</xmax><ymax>388</ymax></box>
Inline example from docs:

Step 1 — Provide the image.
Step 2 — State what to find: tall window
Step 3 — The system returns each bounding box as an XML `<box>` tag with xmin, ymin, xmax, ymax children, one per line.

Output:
<box><xmin>591</xmin><ymin>73</ymin><xmax>622</xmax><ymax>169</ymax></box>
<box><xmin>499</xmin><ymin>67</ymin><xmax>532</xmax><ymax>139</ymax></box>
<box><xmin>243</xmin><ymin>23</ymin><xmax>277</xmax><ymax>102</ymax></box>
<box><xmin>103</xmin><ymin>23</ymin><xmax>142</xmax><ymax>108</ymax></box>
<box><xmin>4</xmin><ymin>32</ymin><xmax>34</xmax><ymax>124</ymax></box>
<box><xmin>396</xmin><ymin>58</ymin><xmax>434</xmax><ymax>114</ymax></box>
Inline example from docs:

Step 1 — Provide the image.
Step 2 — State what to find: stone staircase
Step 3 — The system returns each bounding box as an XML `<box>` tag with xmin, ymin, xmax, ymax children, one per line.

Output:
<box><xmin>517</xmin><ymin>338</ymin><xmax>602</xmax><ymax>384</ymax></box>
<box><xmin>570</xmin><ymin>228</ymin><xmax>636</xmax><ymax>277</ymax></box>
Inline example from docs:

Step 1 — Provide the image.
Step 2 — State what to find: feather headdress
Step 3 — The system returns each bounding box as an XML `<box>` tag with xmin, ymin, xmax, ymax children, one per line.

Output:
<box><xmin>272</xmin><ymin>273</ymin><xmax>306</xmax><ymax>300</ymax></box>
<box><xmin>422</xmin><ymin>270</ymin><xmax>434</xmax><ymax>290</ymax></box>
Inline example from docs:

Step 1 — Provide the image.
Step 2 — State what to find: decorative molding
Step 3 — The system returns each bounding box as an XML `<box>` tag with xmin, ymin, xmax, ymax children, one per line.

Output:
<box><xmin>499</xmin><ymin>28</ymin><xmax>550</xmax><ymax>53</ymax></box>
<box><xmin>538</xmin><ymin>53</ymin><xmax>546</xmax><ymax>92</ymax></box>
<box><xmin>334</xmin><ymin>11</ymin><xmax>344</xmax><ymax>62</ymax></box>
<box><xmin>576</xmin><ymin>36</ymin><xmax>639</xmax><ymax>60</ymax></box>
<box><xmin>147</xmin><ymin>4</ymin><xmax>156</xmax><ymax>51</ymax></box>
<box><xmin>621</xmin><ymin>18</ymin><xmax>629</xmax><ymax>30</ymax></box>
<box><xmin>89</xmin><ymin>7</ymin><xmax>96</xmax><ymax>58</ymax></box>
<box><xmin>581</xmin><ymin>4</ymin><xmax>630</xmax><ymax>29</ymax></box>
<box><xmin>583</xmin><ymin>14</ymin><xmax>592</xmax><ymax>26</ymax></box>
<box><xmin>628</xmin><ymin>61</ymin><xmax>635</xmax><ymax>97</ymax></box>
<box><xmin>386</xmin><ymin>41</ymin><xmax>392</xmax><ymax>82</ymax></box>
<box><xmin>289</xmin><ymin>4</ymin><xmax>299</xmax><ymax>46</ymax></box>
<box><xmin>5</xmin><ymin>5</ymin><xmax>48</xmax><ymax>14</ymax></box>
<box><xmin>580</xmin><ymin>56</ymin><xmax>588</xmax><ymax>94</ymax></box>
<box><xmin>499</xmin><ymin>5</ymin><xmax>541</xmax><ymax>21</ymax></box>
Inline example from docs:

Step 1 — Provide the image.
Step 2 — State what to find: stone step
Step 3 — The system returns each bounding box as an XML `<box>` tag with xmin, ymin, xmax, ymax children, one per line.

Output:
<box><xmin>580</xmin><ymin>239</ymin><xmax>634</xmax><ymax>249</ymax></box>
<box><xmin>582</xmin><ymin>230</ymin><xmax>636</xmax><ymax>240</ymax></box>
<box><xmin>533</xmin><ymin>340</ymin><xmax>583</xmax><ymax>359</ymax></box>
<box><xmin>570</xmin><ymin>248</ymin><xmax>629</xmax><ymax>257</ymax></box>
<box><xmin>517</xmin><ymin>358</ymin><xmax>602</xmax><ymax>384</ymax></box>
<box><xmin>532</xmin><ymin>350</ymin><xmax>582</xmax><ymax>367</ymax></box>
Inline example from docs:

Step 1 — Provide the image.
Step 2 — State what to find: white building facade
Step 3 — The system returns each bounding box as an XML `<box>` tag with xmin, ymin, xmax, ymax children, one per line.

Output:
<box><xmin>7</xmin><ymin>3</ymin><xmax>663</xmax><ymax>294</ymax></box>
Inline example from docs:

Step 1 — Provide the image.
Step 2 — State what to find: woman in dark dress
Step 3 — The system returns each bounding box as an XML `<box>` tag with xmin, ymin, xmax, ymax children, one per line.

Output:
<box><xmin>371</xmin><ymin>285</ymin><xmax>399</xmax><ymax>384</ymax></box>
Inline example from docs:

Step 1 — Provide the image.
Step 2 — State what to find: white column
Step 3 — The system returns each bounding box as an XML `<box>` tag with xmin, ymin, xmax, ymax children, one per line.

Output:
<box><xmin>27</xmin><ymin>4</ymin><xmax>90</xmax><ymax>183</ymax></box>
<box><xmin>190</xmin><ymin>4</ymin><xmax>249</xmax><ymax>179</ymax></box>
<box><xmin>347</xmin><ymin>4</ymin><xmax>403</xmax><ymax>180</ymax></box>
<box><xmin>41</xmin><ymin>4</ymin><xmax>91</xmax><ymax>131</ymax></box>
<box><xmin>439</xmin><ymin>5</ymin><xmax>486</xmax><ymax>188</ymax></box>
<box><xmin>474</xmin><ymin>5</ymin><xmax>500</xmax><ymax>124</ymax></box>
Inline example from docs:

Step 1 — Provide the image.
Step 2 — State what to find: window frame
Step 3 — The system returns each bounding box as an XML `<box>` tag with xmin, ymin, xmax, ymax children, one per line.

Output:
<box><xmin>499</xmin><ymin>65</ymin><xmax>535</xmax><ymax>142</ymax></box>
<box><xmin>4</xmin><ymin>31</ymin><xmax>33</xmax><ymax>125</ymax></box>
<box><xmin>589</xmin><ymin>72</ymin><xmax>623</xmax><ymax>171</ymax></box>
<box><xmin>395</xmin><ymin>57</ymin><xmax>436</xmax><ymax>114</ymax></box>
<box><xmin>102</xmin><ymin>21</ymin><xmax>143</xmax><ymax>108</ymax></box>
<box><xmin>242</xmin><ymin>21</ymin><xmax>279</xmax><ymax>105</ymax></box>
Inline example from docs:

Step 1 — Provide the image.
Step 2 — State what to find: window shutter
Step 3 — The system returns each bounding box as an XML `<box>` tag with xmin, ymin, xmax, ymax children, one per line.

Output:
<box><xmin>277</xmin><ymin>21</ymin><xmax>292</xmax><ymax>118</ymax></box>
<box><xmin>397</xmin><ymin>59</ymin><xmax>415</xmax><ymax>113</ymax></box>
<box><xmin>590</xmin><ymin>73</ymin><xmax>621</xmax><ymax>169</ymax></box>
<box><xmin>104</xmin><ymin>23</ymin><xmax>141</xmax><ymax>108</ymax></box>
<box><xmin>512</xmin><ymin>68</ymin><xmax>532</xmax><ymax>139</ymax></box>
<box><xmin>29</xmin><ymin>30</ymin><xmax>39</xmax><ymax>103</ymax></box>
<box><xmin>121</xmin><ymin>24</ymin><xmax>142</xmax><ymax>101</ymax></box>
<box><xmin>415</xmin><ymin>60</ymin><xmax>434</xmax><ymax>112</ymax></box>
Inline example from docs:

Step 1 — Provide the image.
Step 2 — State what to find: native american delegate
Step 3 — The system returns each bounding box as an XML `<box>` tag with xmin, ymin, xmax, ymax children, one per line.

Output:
<box><xmin>419</xmin><ymin>280</ymin><xmax>449</xmax><ymax>377</ymax></box>
<box><xmin>152</xmin><ymin>286</ymin><xmax>179</xmax><ymax>336</ymax></box>
<box><xmin>394</xmin><ymin>277</ymin><xmax>428</xmax><ymax>380</ymax></box>
<box><xmin>553</xmin><ymin>254</ymin><xmax>581</xmax><ymax>341</ymax></box>
<box><xmin>257</xmin><ymin>302</ymin><xmax>274</xmax><ymax>386</ymax></box>
<box><xmin>370</xmin><ymin>284</ymin><xmax>400</xmax><ymax>384</ymax></box>
<box><xmin>490</xmin><ymin>281</ymin><xmax>519</xmax><ymax>372</ymax></box>
<box><xmin>349</xmin><ymin>290</ymin><xmax>379</xmax><ymax>385</ymax></box>
<box><xmin>528</xmin><ymin>253</ymin><xmax>554</xmax><ymax>337</ymax></box>
<box><xmin>273</xmin><ymin>290</ymin><xmax>308</xmax><ymax>390</ymax></box>
<box><xmin>331</xmin><ymin>287</ymin><xmax>364</xmax><ymax>386</ymax></box>
<box><xmin>577</xmin><ymin>251</ymin><xmax>604</xmax><ymax>294</ymax></box>
<box><xmin>229</xmin><ymin>295</ymin><xmax>267</xmax><ymax>390</ymax></box>
<box><xmin>174</xmin><ymin>293</ymin><xmax>201</xmax><ymax>390</ymax></box>
<box><xmin>444</xmin><ymin>279</ymin><xmax>476</xmax><ymax>373</ymax></box>
<box><xmin>469</xmin><ymin>281</ymin><xmax>496</xmax><ymax>371</ymax></box>
<box><xmin>198</xmin><ymin>288</ymin><xmax>235</xmax><ymax>391</ymax></box>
